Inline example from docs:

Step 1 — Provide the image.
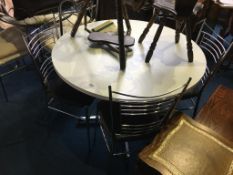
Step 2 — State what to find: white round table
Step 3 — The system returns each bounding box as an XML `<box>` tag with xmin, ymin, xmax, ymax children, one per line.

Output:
<box><xmin>52</xmin><ymin>20</ymin><xmax>206</xmax><ymax>101</ymax></box>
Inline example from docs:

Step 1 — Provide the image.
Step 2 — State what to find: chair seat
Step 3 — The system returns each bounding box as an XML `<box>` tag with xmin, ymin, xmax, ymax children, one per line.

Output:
<box><xmin>153</xmin><ymin>0</ymin><xmax>175</xmax><ymax>13</ymax></box>
<box><xmin>88</xmin><ymin>32</ymin><xmax>135</xmax><ymax>47</ymax></box>
<box><xmin>0</xmin><ymin>5</ymin><xmax>89</xmax><ymax>29</ymax></box>
<box><xmin>0</xmin><ymin>51</ymin><xmax>27</xmax><ymax>65</ymax></box>
<box><xmin>19</xmin><ymin>12</ymin><xmax>89</xmax><ymax>26</ymax></box>
<box><xmin>139</xmin><ymin>114</ymin><xmax>233</xmax><ymax>175</ymax></box>
<box><xmin>19</xmin><ymin>13</ymin><xmax>62</xmax><ymax>26</ymax></box>
<box><xmin>0</xmin><ymin>27</ymin><xmax>28</xmax><ymax>65</ymax></box>
<box><xmin>153</xmin><ymin>0</ymin><xmax>197</xmax><ymax>16</ymax></box>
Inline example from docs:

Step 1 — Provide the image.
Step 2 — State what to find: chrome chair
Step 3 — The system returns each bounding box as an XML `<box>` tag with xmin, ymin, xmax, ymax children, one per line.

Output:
<box><xmin>139</xmin><ymin>0</ymin><xmax>197</xmax><ymax>63</ymax></box>
<box><xmin>97</xmin><ymin>78</ymin><xmax>191</xmax><ymax>158</ymax></box>
<box><xmin>24</xmin><ymin>23</ymin><xmax>95</xmax><ymax>150</ymax></box>
<box><xmin>0</xmin><ymin>2</ymin><xmax>64</xmax><ymax>101</ymax></box>
<box><xmin>181</xmin><ymin>19</ymin><xmax>233</xmax><ymax>117</ymax></box>
<box><xmin>0</xmin><ymin>0</ymin><xmax>93</xmax><ymax>102</ymax></box>
<box><xmin>0</xmin><ymin>3</ymin><xmax>30</xmax><ymax>101</ymax></box>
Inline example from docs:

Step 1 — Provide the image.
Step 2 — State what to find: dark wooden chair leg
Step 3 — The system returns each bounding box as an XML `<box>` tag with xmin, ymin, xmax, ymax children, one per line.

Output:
<box><xmin>145</xmin><ymin>18</ymin><xmax>165</xmax><ymax>63</ymax></box>
<box><xmin>185</xmin><ymin>17</ymin><xmax>193</xmax><ymax>62</ymax></box>
<box><xmin>175</xmin><ymin>18</ymin><xmax>182</xmax><ymax>43</ymax></box>
<box><xmin>70</xmin><ymin>0</ymin><xmax>90</xmax><ymax>37</ymax></box>
<box><xmin>138</xmin><ymin>10</ymin><xmax>157</xmax><ymax>43</ymax></box>
<box><xmin>116</xmin><ymin>0</ymin><xmax>126</xmax><ymax>70</ymax></box>
<box><xmin>122</xmin><ymin>4</ymin><xmax>131</xmax><ymax>36</ymax></box>
<box><xmin>193</xmin><ymin>94</ymin><xmax>201</xmax><ymax>118</ymax></box>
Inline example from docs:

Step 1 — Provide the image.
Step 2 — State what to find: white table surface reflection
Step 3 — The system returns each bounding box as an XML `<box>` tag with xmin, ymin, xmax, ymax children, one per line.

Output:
<box><xmin>52</xmin><ymin>20</ymin><xmax>207</xmax><ymax>101</ymax></box>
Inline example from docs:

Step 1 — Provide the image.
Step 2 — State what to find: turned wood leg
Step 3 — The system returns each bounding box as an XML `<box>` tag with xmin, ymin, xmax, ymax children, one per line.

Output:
<box><xmin>175</xmin><ymin>18</ymin><xmax>182</xmax><ymax>43</ymax></box>
<box><xmin>122</xmin><ymin>4</ymin><xmax>131</xmax><ymax>36</ymax></box>
<box><xmin>145</xmin><ymin>19</ymin><xmax>165</xmax><ymax>63</ymax></box>
<box><xmin>116</xmin><ymin>0</ymin><xmax>126</xmax><ymax>70</ymax></box>
<box><xmin>138</xmin><ymin>9</ymin><xmax>157</xmax><ymax>43</ymax></box>
<box><xmin>70</xmin><ymin>0</ymin><xmax>90</xmax><ymax>37</ymax></box>
<box><xmin>185</xmin><ymin>18</ymin><xmax>193</xmax><ymax>62</ymax></box>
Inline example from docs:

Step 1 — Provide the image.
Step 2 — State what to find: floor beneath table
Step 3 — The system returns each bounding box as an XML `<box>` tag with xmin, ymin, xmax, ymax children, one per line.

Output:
<box><xmin>0</xmin><ymin>54</ymin><xmax>233</xmax><ymax>175</ymax></box>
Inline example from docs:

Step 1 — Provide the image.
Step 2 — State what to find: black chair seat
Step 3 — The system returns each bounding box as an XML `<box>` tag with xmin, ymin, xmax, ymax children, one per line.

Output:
<box><xmin>153</xmin><ymin>0</ymin><xmax>197</xmax><ymax>16</ymax></box>
<box><xmin>153</xmin><ymin>0</ymin><xmax>175</xmax><ymax>13</ymax></box>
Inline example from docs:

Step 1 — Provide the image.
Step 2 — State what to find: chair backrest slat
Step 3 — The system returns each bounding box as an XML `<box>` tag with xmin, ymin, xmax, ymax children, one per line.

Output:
<box><xmin>199</xmin><ymin>32</ymin><xmax>227</xmax><ymax>63</ymax></box>
<box><xmin>195</xmin><ymin>19</ymin><xmax>232</xmax><ymax>90</ymax></box>
<box><xmin>106</xmin><ymin>77</ymin><xmax>191</xmax><ymax>139</ymax></box>
<box><xmin>23</xmin><ymin>21</ymin><xmax>58</xmax><ymax>86</ymax></box>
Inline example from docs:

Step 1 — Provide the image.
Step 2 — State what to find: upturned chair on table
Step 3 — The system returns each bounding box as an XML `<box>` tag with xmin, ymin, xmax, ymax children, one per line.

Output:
<box><xmin>138</xmin><ymin>0</ymin><xmax>197</xmax><ymax>63</ymax></box>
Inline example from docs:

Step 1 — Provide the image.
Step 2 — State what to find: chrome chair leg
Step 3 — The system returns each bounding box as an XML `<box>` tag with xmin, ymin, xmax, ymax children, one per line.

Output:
<box><xmin>0</xmin><ymin>77</ymin><xmax>8</xmax><ymax>102</ymax></box>
<box><xmin>193</xmin><ymin>95</ymin><xmax>201</xmax><ymax>118</ymax></box>
<box><xmin>85</xmin><ymin>106</ymin><xmax>91</xmax><ymax>153</ymax></box>
<box><xmin>125</xmin><ymin>142</ymin><xmax>130</xmax><ymax>158</ymax></box>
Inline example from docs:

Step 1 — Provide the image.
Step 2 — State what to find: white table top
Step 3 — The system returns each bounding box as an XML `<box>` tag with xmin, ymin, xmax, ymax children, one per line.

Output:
<box><xmin>212</xmin><ymin>0</ymin><xmax>233</xmax><ymax>8</ymax></box>
<box><xmin>52</xmin><ymin>20</ymin><xmax>207</xmax><ymax>101</ymax></box>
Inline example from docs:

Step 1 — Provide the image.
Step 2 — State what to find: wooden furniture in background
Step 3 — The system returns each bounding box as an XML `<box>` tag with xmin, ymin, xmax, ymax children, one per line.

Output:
<box><xmin>138</xmin><ymin>85</ymin><xmax>233</xmax><ymax>175</ymax></box>
<box><xmin>196</xmin><ymin>85</ymin><xmax>233</xmax><ymax>142</ymax></box>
